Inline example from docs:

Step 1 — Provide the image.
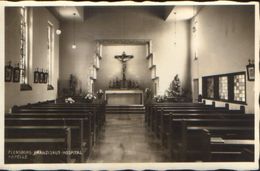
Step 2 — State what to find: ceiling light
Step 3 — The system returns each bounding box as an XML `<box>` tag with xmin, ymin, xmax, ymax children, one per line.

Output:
<box><xmin>56</xmin><ymin>29</ymin><xmax>61</xmax><ymax>35</ymax></box>
<box><xmin>72</xmin><ymin>44</ymin><xmax>77</xmax><ymax>49</ymax></box>
<box><xmin>72</xmin><ymin>13</ymin><xmax>76</xmax><ymax>49</ymax></box>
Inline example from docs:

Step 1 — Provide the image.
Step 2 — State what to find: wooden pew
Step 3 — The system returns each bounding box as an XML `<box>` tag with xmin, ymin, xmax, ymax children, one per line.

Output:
<box><xmin>5</xmin><ymin>126</ymin><xmax>72</xmax><ymax>163</ymax></box>
<box><xmin>11</xmin><ymin>106</ymin><xmax>98</xmax><ymax>134</ymax></box>
<box><xmin>151</xmin><ymin>107</ymin><xmax>243</xmax><ymax>138</ymax></box>
<box><xmin>145</xmin><ymin>102</ymin><xmax>253</xmax><ymax>162</ymax></box>
<box><xmin>12</xmin><ymin>108</ymin><xmax>94</xmax><ymax>113</ymax></box>
<box><xmin>32</xmin><ymin>103</ymin><xmax>104</xmax><ymax>107</ymax></box>
<box><xmin>5</xmin><ymin>117</ymin><xmax>91</xmax><ymax>162</ymax></box>
<box><xmin>28</xmin><ymin>102</ymin><xmax>106</xmax><ymax>122</ymax></box>
<box><xmin>6</xmin><ymin>112</ymin><xmax>97</xmax><ymax>146</ymax></box>
<box><xmin>12</xmin><ymin>105</ymin><xmax>104</xmax><ymax>137</ymax></box>
<box><xmin>145</xmin><ymin>102</ymin><xmax>206</xmax><ymax>124</ymax></box>
<box><xmin>22</xmin><ymin>105</ymin><xmax>106</xmax><ymax>131</ymax></box>
<box><xmin>154</xmin><ymin>107</ymin><xmax>244</xmax><ymax>135</ymax></box>
<box><xmin>147</xmin><ymin>103</ymin><xmax>224</xmax><ymax>131</ymax></box>
<box><xmin>40</xmin><ymin>103</ymin><xmax>106</xmax><ymax>128</ymax></box>
<box><xmin>168</xmin><ymin>118</ymin><xmax>254</xmax><ymax>162</ymax></box>
<box><xmin>6</xmin><ymin>101</ymin><xmax>106</xmax><ymax>163</ymax></box>
<box><xmin>186</xmin><ymin>127</ymin><xmax>254</xmax><ymax>162</ymax></box>
<box><xmin>147</xmin><ymin>102</ymin><xmax>205</xmax><ymax>108</ymax></box>
<box><xmin>160</xmin><ymin>112</ymin><xmax>254</xmax><ymax>147</ymax></box>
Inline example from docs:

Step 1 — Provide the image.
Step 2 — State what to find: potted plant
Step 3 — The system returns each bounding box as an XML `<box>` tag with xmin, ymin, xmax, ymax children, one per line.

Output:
<box><xmin>84</xmin><ymin>93</ymin><xmax>96</xmax><ymax>103</ymax></box>
<box><xmin>153</xmin><ymin>95</ymin><xmax>166</xmax><ymax>103</ymax></box>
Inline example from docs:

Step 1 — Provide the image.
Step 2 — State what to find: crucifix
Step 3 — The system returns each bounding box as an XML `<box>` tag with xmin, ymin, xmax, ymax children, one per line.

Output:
<box><xmin>115</xmin><ymin>51</ymin><xmax>134</xmax><ymax>88</ymax></box>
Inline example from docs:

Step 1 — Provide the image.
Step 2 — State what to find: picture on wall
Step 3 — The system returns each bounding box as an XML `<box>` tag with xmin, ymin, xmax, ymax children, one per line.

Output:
<box><xmin>34</xmin><ymin>69</ymin><xmax>39</xmax><ymax>83</ymax></box>
<box><xmin>246</xmin><ymin>63</ymin><xmax>255</xmax><ymax>81</ymax></box>
<box><xmin>5</xmin><ymin>64</ymin><xmax>13</xmax><ymax>82</ymax></box>
<box><xmin>13</xmin><ymin>66</ymin><xmax>20</xmax><ymax>82</ymax></box>
<box><xmin>43</xmin><ymin>72</ymin><xmax>48</xmax><ymax>83</ymax></box>
<box><xmin>39</xmin><ymin>70</ymin><xmax>44</xmax><ymax>83</ymax></box>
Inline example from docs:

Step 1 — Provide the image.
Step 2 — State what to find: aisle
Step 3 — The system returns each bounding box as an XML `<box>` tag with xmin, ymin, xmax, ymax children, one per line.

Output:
<box><xmin>87</xmin><ymin>114</ymin><xmax>169</xmax><ymax>163</ymax></box>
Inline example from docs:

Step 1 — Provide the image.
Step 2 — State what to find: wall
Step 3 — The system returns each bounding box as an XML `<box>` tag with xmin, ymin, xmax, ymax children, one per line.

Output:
<box><xmin>59</xmin><ymin>7</ymin><xmax>191</xmax><ymax>95</ymax></box>
<box><xmin>190</xmin><ymin>5</ymin><xmax>255</xmax><ymax>113</ymax></box>
<box><xmin>95</xmin><ymin>45</ymin><xmax>151</xmax><ymax>91</ymax></box>
<box><xmin>5</xmin><ymin>7</ymin><xmax>59</xmax><ymax>112</ymax></box>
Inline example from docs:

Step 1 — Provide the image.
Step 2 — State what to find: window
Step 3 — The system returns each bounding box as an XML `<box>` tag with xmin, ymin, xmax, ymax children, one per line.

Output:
<box><xmin>93</xmin><ymin>67</ymin><xmax>97</xmax><ymax>79</ymax></box>
<box><xmin>90</xmin><ymin>79</ymin><xmax>94</xmax><ymax>94</ymax></box>
<box><xmin>96</xmin><ymin>55</ymin><xmax>100</xmax><ymax>68</ymax></box>
<box><xmin>234</xmin><ymin>74</ymin><xmax>246</xmax><ymax>102</ymax></box>
<box><xmin>202</xmin><ymin>72</ymin><xmax>246</xmax><ymax>104</ymax></box>
<box><xmin>219</xmin><ymin>76</ymin><xmax>228</xmax><ymax>100</ymax></box>
<box><xmin>154</xmin><ymin>83</ymin><xmax>157</xmax><ymax>95</ymax></box>
<box><xmin>20</xmin><ymin>7</ymin><xmax>32</xmax><ymax>90</ymax></box>
<box><xmin>151</xmin><ymin>66</ymin><xmax>156</xmax><ymax>79</ymax></box>
<box><xmin>20</xmin><ymin>7</ymin><xmax>28</xmax><ymax>84</ymax></box>
<box><xmin>47</xmin><ymin>22</ymin><xmax>54</xmax><ymax>90</ymax></box>
<box><xmin>153</xmin><ymin>77</ymin><xmax>159</xmax><ymax>96</ymax></box>
<box><xmin>206</xmin><ymin>77</ymin><xmax>214</xmax><ymax>98</ymax></box>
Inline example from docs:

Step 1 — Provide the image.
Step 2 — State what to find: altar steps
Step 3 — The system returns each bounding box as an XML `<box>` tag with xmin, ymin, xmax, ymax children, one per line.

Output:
<box><xmin>105</xmin><ymin>105</ymin><xmax>145</xmax><ymax>114</ymax></box>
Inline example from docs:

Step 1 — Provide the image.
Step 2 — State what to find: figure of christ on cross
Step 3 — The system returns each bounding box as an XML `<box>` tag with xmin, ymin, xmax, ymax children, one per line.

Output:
<box><xmin>114</xmin><ymin>51</ymin><xmax>134</xmax><ymax>88</ymax></box>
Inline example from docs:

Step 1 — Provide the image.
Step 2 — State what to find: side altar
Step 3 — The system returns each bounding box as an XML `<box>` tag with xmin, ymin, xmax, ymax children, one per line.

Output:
<box><xmin>105</xmin><ymin>89</ymin><xmax>144</xmax><ymax>105</ymax></box>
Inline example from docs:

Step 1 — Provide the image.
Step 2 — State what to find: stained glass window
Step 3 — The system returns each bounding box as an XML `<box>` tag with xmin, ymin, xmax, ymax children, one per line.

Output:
<box><xmin>234</xmin><ymin>74</ymin><xmax>246</xmax><ymax>102</ymax></box>
<box><xmin>202</xmin><ymin>72</ymin><xmax>246</xmax><ymax>104</ymax></box>
<box><xmin>206</xmin><ymin>77</ymin><xmax>214</xmax><ymax>98</ymax></box>
<box><xmin>219</xmin><ymin>76</ymin><xmax>228</xmax><ymax>100</ymax></box>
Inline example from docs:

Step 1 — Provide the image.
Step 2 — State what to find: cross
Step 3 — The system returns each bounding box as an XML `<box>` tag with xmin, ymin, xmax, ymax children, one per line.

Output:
<box><xmin>115</xmin><ymin>51</ymin><xmax>134</xmax><ymax>88</ymax></box>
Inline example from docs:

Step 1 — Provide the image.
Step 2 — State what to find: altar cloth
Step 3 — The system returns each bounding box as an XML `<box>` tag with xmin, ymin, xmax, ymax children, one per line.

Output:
<box><xmin>105</xmin><ymin>90</ymin><xmax>144</xmax><ymax>105</ymax></box>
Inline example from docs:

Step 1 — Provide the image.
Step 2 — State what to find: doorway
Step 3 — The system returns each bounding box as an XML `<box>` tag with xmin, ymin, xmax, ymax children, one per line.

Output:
<box><xmin>193</xmin><ymin>79</ymin><xmax>199</xmax><ymax>102</ymax></box>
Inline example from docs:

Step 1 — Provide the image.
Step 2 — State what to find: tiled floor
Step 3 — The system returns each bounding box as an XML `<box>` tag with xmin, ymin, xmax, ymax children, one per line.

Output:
<box><xmin>87</xmin><ymin>114</ymin><xmax>169</xmax><ymax>163</ymax></box>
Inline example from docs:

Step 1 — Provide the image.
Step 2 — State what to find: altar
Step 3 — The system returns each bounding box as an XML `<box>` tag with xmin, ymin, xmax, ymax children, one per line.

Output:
<box><xmin>105</xmin><ymin>90</ymin><xmax>144</xmax><ymax>105</ymax></box>
<box><xmin>104</xmin><ymin>52</ymin><xmax>144</xmax><ymax>105</ymax></box>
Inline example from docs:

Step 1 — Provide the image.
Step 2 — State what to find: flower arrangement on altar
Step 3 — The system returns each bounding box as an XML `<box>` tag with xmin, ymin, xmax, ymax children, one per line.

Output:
<box><xmin>96</xmin><ymin>89</ymin><xmax>104</xmax><ymax>99</ymax></box>
<box><xmin>84</xmin><ymin>93</ymin><xmax>96</xmax><ymax>103</ymax></box>
<box><xmin>65</xmin><ymin>97</ymin><xmax>75</xmax><ymax>104</ymax></box>
<box><xmin>153</xmin><ymin>95</ymin><xmax>166</xmax><ymax>103</ymax></box>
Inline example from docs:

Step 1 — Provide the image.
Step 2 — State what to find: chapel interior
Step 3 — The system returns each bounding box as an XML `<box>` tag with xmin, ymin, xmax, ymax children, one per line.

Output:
<box><xmin>3</xmin><ymin>3</ymin><xmax>258</xmax><ymax>166</ymax></box>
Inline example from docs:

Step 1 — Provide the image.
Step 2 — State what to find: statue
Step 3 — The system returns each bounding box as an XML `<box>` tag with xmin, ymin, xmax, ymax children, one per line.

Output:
<box><xmin>168</xmin><ymin>74</ymin><xmax>181</xmax><ymax>97</ymax></box>
<box><xmin>115</xmin><ymin>52</ymin><xmax>134</xmax><ymax>88</ymax></box>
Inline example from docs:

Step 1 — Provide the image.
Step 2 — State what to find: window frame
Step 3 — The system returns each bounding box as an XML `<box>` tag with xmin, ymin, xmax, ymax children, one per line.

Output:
<box><xmin>218</xmin><ymin>76</ymin><xmax>228</xmax><ymax>100</ymax></box>
<box><xmin>202</xmin><ymin>71</ymin><xmax>246</xmax><ymax>104</ymax></box>
<box><xmin>47</xmin><ymin>21</ymin><xmax>54</xmax><ymax>90</ymax></box>
<box><xmin>20</xmin><ymin>7</ymin><xmax>32</xmax><ymax>91</ymax></box>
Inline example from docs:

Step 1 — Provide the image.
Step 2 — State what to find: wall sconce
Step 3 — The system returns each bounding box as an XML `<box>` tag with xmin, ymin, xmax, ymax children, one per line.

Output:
<box><xmin>56</xmin><ymin>29</ymin><xmax>61</xmax><ymax>35</ymax></box>
<box><xmin>246</xmin><ymin>59</ymin><xmax>255</xmax><ymax>81</ymax></box>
